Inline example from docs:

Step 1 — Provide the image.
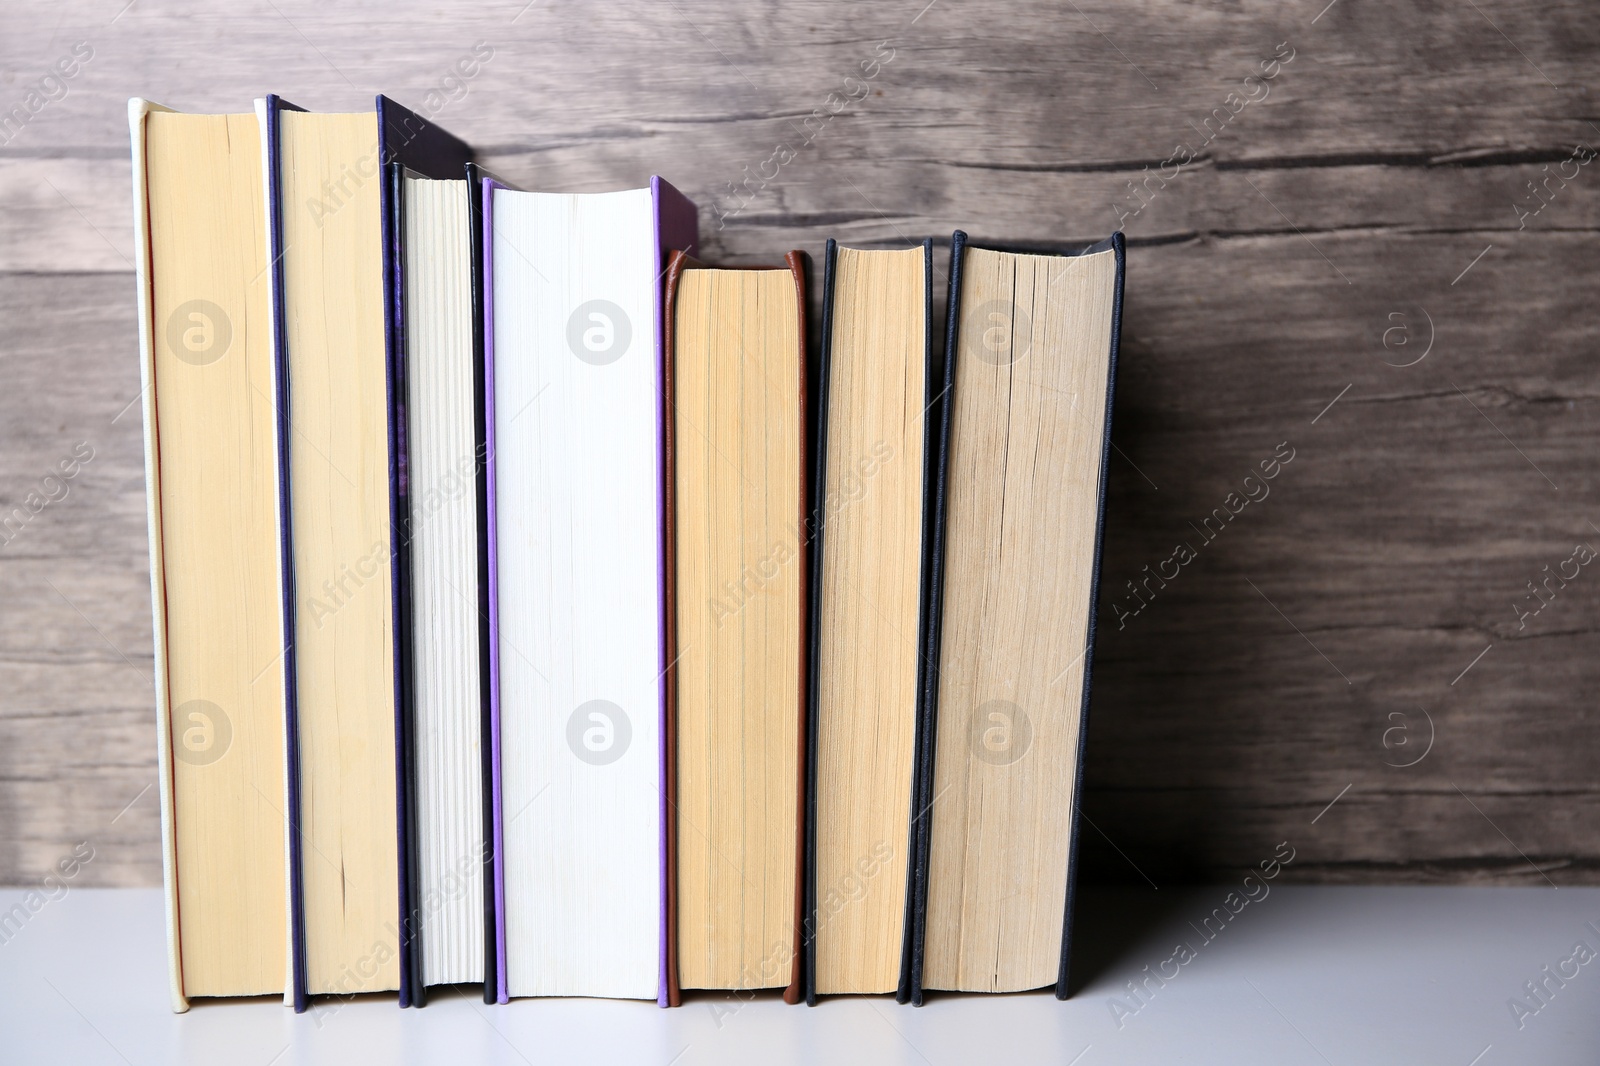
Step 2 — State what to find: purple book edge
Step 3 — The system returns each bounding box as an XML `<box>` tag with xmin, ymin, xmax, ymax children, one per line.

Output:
<box><xmin>651</xmin><ymin>176</ymin><xmax>699</xmax><ymax>1007</ymax></box>
<box><xmin>481</xmin><ymin>177</ymin><xmax>510</xmax><ymax>1005</ymax></box>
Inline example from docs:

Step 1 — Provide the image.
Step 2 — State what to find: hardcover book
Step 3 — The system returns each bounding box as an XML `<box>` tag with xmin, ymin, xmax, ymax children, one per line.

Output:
<box><xmin>482</xmin><ymin>175</ymin><xmax>697</xmax><ymax>1002</ymax></box>
<box><xmin>128</xmin><ymin>98</ymin><xmax>289</xmax><ymax>1012</ymax></box>
<box><xmin>391</xmin><ymin>160</ymin><xmax>493</xmax><ymax>1006</ymax></box>
<box><xmin>661</xmin><ymin>250</ymin><xmax>810</xmax><ymax>1006</ymax></box>
<box><xmin>910</xmin><ymin>230</ymin><xmax>1124</xmax><ymax>1003</ymax></box>
<box><xmin>260</xmin><ymin>94</ymin><xmax>470</xmax><ymax>1012</ymax></box>
<box><xmin>802</xmin><ymin>240</ymin><xmax>940</xmax><ymax>1004</ymax></box>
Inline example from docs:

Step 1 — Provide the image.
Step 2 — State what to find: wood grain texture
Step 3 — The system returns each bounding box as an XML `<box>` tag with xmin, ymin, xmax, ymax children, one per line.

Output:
<box><xmin>2</xmin><ymin>0</ymin><xmax>1597</xmax><ymax>888</ymax></box>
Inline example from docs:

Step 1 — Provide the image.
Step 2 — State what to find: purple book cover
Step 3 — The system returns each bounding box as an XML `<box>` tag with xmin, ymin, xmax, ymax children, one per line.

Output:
<box><xmin>651</xmin><ymin>176</ymin><xmax>699</xmax><ymax>1007</ymax></box>
<box><xmin>480</xmin><ymin>175</ymin><xmax>511</xmax><ymax>1004</ymax></box>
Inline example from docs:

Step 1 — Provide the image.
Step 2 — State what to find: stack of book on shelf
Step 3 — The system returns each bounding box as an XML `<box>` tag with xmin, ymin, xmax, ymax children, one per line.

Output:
<box><xmin>129</xmin><ymin>95</ymin><xmax>1124</xmax><ymax>1014</ymax></box>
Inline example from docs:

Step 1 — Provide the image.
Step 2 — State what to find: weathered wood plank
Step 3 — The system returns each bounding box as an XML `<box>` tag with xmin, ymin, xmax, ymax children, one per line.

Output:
<box><xmin>4</xmin><ymin>0</ymin><xmax>1600</xmax><ymax>269</ymax></box>
<box><xmin>2</xmin><ymin>0</ymin><xmax>1596</xmax><ymax>155</ymax></box>
<box><xmin>10</xmin><ymin>151</ymin><xmax>1600</xmax><ymax>273</ymax></box>
<box><xmin>1080</xmin><ymin>789</ymin><xmax>1600</xmax><ymax>887</ymax></box>
<box><xmin>0</xmin><ymin>268</ymin><xmax>153</xmax><ymax>887</ymax></box>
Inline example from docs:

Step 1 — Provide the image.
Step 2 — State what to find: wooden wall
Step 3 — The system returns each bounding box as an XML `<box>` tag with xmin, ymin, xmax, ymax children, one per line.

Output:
<box><xmin>2</xmin><ymin>0</ymin><xmax>1596</xmax><ymax>886</ymax></box>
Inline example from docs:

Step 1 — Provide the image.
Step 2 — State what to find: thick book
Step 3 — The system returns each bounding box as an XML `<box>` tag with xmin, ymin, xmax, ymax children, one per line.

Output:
<box><xmin>481</xmin><ymin>176</ymin><xmax>697</xmax><ymax>1003</ymax></box>
<box><xmin>260</xmin><ymin>94</ymin><xmax>470</xmax><ymax>1012</ymax></box>
<box><xmin>802</xmin><ymin>239</ymin><xmax>940</xmax><ymax>1004</ymax></box>
<box><xmin>909</xmin><ymin>230</ymin><xmax>1124</xmax><ymax>1003</ymax></box>
<box><xmin>129</xmin><ymin>99</ymin><xmax>290</xmax><ymax>1012</ymax></box>
<box><xmin>660</xmin><ymin>250</ymin><xmax>810</xmax><ymax>1007</ymax></box>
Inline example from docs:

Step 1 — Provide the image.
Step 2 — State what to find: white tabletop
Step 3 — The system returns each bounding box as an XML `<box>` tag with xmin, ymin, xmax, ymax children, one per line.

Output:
<box><xmin>1</xmin><ymin>885</ymin><xmax>1595</xmax><ymax>1064</ymax></box>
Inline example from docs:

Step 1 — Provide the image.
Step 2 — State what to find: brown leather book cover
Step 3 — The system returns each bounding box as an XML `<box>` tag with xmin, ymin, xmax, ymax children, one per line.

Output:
<box><xmin>661</xmin><ymin>249</ymin><xmax>811</xmax><ymax>1007</ymax></box>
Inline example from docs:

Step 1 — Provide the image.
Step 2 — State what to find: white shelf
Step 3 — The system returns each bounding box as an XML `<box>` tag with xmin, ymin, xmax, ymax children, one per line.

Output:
<box><xmin>1</xmin><ymin>886</ymin><xmax>1595</xmax><ymax>1064</ymax></box>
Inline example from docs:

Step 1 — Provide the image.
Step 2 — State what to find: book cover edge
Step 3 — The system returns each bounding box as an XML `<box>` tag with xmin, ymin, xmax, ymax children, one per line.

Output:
<box><xmin>783</xmin><ymin>248</ymin><xmax>811</xmax><ymax>1007</ymax></box>
<box><xmin>464</xmin><ymin>161</ymin><xmax>500</xmax><ymax>1006</ymax></box>
<box><xmin>801</xmin><ymin>239</ymin><xmax>840</xmax><ymax>1006</ymax></box>
<box><xmin>1056</xmin><ymin>231</ymin><xmax>1125</xmax><ymax>999</ymax></box>
<box><xmin>375</xmin><ymin>95</ymin><xmax>474</xmax><ymax>1008</ymax></box>
<box><xmin>128</xmin><ymin>95</ymin><xmax>189</xmax><ymax>1016</ymax></box>
<box><xmin>658</xmin><ymin>248</ymin><xmax>690</xmax><ymax>1009</ymax></box>
<box><xmin>479</xmin><ymin>175</ymin><xmax>511</xmax><ymax>1006</ymax></box>
<box><xmin>652</xmin><ymin>176</ymin><xmax>698</xmax><ymax>1008</ymax></box>
<box><xmin>260</xmin><ymin>92</ymin><xmax>311</xmax><ymax>1014</ymax></box>
<box><xmin>906</xmin><ymin>233</ymin><xmax>961</xmax><ymax>1006</ymax></box>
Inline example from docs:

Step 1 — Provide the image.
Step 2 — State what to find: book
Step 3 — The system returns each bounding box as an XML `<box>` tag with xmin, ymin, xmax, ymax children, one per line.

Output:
<box><xmin>393</xmin><ymin>164</ymin><xmax>490</xmax><ymax>1003</ymax></box>
<box><xmin>129</xmin><ymin>99</ymin><xmax>288</xmax><ymax>1011</ymax></box>
<box><xmin>261</xmin><ymin>94</ymin><xmax>469</xmax><ymax>1011</ymax></box>
<box><xmin>803</xmin><ymin>240</ymin><xmax>939</xmax><ymax>1003</ymax></box>
<box><xmin>911</xmin><ymin>231</ymin><xmax>1124</xmax><ymax>1001</ymax></box>
<box><xmin>131</xmin><ymin>89</ymin><xmax>1121</xmax><ymax>1013</ymax></box>
<box><xmin>482</xmin><ymin>176</ymin><xmax>697</xmax><ymax>1001</ymax></box>
<box><xmin>661</xmin><ymin>251</ymin><xmax>810</xmax><ymax>1006</ymax></box>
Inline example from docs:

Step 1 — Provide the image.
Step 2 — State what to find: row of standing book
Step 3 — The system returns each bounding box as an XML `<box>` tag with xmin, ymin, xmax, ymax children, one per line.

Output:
<box><xmin>130</xmin><ymin>95</ymin><xmax>1123</xmax><ymax>1011</ymax></box>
